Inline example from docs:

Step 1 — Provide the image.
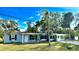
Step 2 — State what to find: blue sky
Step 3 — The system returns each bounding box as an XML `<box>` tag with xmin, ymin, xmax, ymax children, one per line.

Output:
<box><xmin>0</xmin><ymin>7</ymin><xmax>79</xmax><ymax>31</ymax></box>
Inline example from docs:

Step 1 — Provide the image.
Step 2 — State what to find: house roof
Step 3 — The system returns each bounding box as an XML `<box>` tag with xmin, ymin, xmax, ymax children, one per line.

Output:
<box><xmin>20</xmin><ymin>32</ymin><xmax>46</xmax><ymax>35</ymax></box>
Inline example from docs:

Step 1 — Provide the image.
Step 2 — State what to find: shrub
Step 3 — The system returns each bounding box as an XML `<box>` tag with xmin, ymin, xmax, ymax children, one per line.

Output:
<box><xmin>0</xmin><ymin>33</ymin><xmax>3</xmax><ymax>38</ymax></box>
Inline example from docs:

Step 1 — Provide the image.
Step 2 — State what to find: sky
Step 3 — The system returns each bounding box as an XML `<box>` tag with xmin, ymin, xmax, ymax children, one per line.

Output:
<box><xmin>0</xmin><ymin>7</ymin><xmax>79</xmax><ymax>31</ymax></box>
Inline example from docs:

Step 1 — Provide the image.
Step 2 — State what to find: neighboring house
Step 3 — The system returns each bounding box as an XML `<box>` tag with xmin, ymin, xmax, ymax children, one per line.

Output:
<box><xmin>52</xmin><ymin>33</ymin><xmax>68</xmax><ymax>41</ymax></box>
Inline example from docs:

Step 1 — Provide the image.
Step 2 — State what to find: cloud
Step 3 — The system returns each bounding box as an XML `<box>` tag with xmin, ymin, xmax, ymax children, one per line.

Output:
<box><xmin>20</xmin><ymin>26</ymin><xmax>27</xmax><ymax>32</ymax></box>
<box><xmin>31</xmin><ymin>22</ymin><xmax>36</xmax><ymax>27</ymax></box>
<box><xmin>0</xmin><ymin>17</ymin><xmax>3</xmax><ymax>20</ymax></box>
<box><xmin>36</xmin><ymin>10</ymin><xmax>42</xmax><ymax>17</ymax></box>
<box><xmin>36</xmin><ymin>13</ymin><xmax>43</xmax><ymax>19</ymax></box>
<box><xmin>14</xmin><ymin>19</ymin><xmax>19</xmax><ymax>22</ymax></box>
<box><xmin>32</xmin><ymin>22</ymin><xmax>36</xmax><ymax>25</ymax></box>
<box><xmin>29</xmin><ymin>16</ymin><xmax>34</xmax><ymax>19</ymax></box>
<box><xmin>18</xmin><ymin>25</ymin><xmax>21</xmax><ymax>27</ymax></box>
<box><xmin>36</xmin><ymin>10</ymin><xmax>42</xmax><ymax>13</ymax></box>
<box><xmin>19</xmin><ymin>24</ymin><xmax>28</xmax><ymax>32</ymax></box>
<box><xmin>37</xmin><ymin>13</ymin><xmax>41</xmax><ymax>16</ymax></box>
<box><xmin>23</xmin><ymin>21</ymin><xmax>27</xmax><ymax>24</ymax></box>
<box><xmin>62</xmin><ymin>8</ymin><xmax>79</xmax><ymax>12</ymax></box>
<box><xmin>36</xmin><ymin>11</ymin><xmax>41</xmax><ymax>13</ymax></box>
<box><xmin>20</xmin><ymin>29</ymin><xmax>26</xmax><ymax>32</ymax></box>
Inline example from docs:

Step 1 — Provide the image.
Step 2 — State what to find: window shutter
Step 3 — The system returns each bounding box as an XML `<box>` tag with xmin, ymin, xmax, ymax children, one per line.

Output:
<box><xmin>9</xmin><ymin>35</ymin><xmax>11</xmax><ymax>40</ymax></box>
<box><xmin>15</xmin><ymin>35</ymin><xmax>17</xmax><ymax>40</ymax></box>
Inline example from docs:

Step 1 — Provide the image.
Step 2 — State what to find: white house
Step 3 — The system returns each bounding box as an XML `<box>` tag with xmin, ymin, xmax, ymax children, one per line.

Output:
<box><xmin>52</xmin><ymin>33</ymin><xmax>67</xmax><ymax>41</ymax></box>
<box><xmin>3</xmin><ymin>30</ymin><xmax>69</xmax><ymax>43</ymax></box>
<box><xmin>3</xmin><ymin>31</ymin><xmax>49</xmax><ymax>43</ymax></box>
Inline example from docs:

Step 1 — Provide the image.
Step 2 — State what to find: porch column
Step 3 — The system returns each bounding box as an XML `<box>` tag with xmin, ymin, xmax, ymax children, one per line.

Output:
<box><xmin>22</xmin><ymin>34</ymin><xmax>24</xmax><ymax>43</ymax></box>
<box><xmin>37</xmin><ymin>34</ymin><xmax>40</xmax><ymax>43</ymax></box>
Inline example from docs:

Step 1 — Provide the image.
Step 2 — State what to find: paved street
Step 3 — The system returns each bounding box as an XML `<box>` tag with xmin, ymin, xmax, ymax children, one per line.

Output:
<box><xmin>58</xmin><ymin>41</ymin><xmax>79</xmax><ymax>45</ymax></box>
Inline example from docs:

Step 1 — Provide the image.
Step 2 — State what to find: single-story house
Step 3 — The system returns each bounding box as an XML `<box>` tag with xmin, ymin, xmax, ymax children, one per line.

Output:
<box><xmin>3</xmin><ymin>31</ymin><xmax>49</xmax><ymax>43</ymax></box>
<box><xmin>52</xmin><ymin>33</ymin><xmax>67</xmax><ymax>41</ymax></box>
<box><xmin>3</xmin><ymin>31</ymin><xmax>70</xmax><ymax>43</ymax></box>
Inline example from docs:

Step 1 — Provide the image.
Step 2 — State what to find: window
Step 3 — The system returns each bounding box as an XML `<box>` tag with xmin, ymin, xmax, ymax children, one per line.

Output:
<box><xmin>15</xmin><ymin>35</ymin><xmax>17</xmax><ymax>40</ymax></box>
<box><xmin>9</xmin><ymin>34</ymin><xmax>17</xmax><ymax>40</ymax></box>
<box><xmin>29</xmin><ymin>35</ymin><xmax>37</xmax><ymax>40</ymax></box>
<box><xmin>9</xmin><ymin>35</ymin><xmax>11</xmax><ymax>40</ymax></box>
<box><xmin>50</xmin><ymin>36</ymin><xmax>53</xmax><ymax>39</ymax></box>
<box><xmin>40</xmin><ymin>35</ymin><xmax>47</xmax><ymax>39</ymax></box>
<box><xmin>52</xmin><ymin>35</ymin><xmax>57</xmax><ymax>39</ymax></box>
<box><xmin>58</xmin><ymin>36</ymin><xmax>59</xmax><ymax>38</ymax></box>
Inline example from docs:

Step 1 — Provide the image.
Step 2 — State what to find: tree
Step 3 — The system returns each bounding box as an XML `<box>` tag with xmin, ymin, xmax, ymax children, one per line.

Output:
<box><xmin>49</xmin><ymin>12</ymin><xmax>62</xmax><ymax>31</ymax></box>
<box><xmin>61</xmin><ymin>12</ymin><xmax>74</xmax><ymax>28</ymax></box>
<box><xmin>0</xmin><ymin>20</ymin><xmax>19</xmax><ymax>35</ymax></box>
<box><xmin>27</xmin><ymin>21</ymin><xmax>32</xmax><ymax>32</ymax></box>
<box><xmin>41</xmin><ymin>10</ymin><xmax>51</xmax><ymax>46</ymax></box>
<box><xmin>35</xmin><ymin>10</ymin><xmax>62</xmax><ymax>46</ymax></box>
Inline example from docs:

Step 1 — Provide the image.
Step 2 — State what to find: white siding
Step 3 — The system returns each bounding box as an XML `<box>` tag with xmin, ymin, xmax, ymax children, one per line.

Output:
<box><xmin>24</xmin><ymin>35</ymin><xmax>29</xmax><ymax>43</ymax></box>
<box><xmin>14</xmin><ymin>32</ymin><xmax>22</xmax><ymax>43</ymax></box>
<box><xmin>22</xmin><ymin>34</ymin><xmax>29</xmax><ymax>43</ymax></box>
<box><xmin>3</xmin><ymin>33</ymin><xmax>10</xmax><ymax>43</ymax></box>
<box><xmin>3</xmin><ymin>32</ymin><xmax>22</xmax><ymax>43</ymax></box>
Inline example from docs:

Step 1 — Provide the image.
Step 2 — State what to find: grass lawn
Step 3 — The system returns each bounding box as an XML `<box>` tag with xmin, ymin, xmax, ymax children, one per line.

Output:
<box><xmin>0</xmin><ymin>38</ymin><xmax>79</xmax><ymax>51</ymax></box>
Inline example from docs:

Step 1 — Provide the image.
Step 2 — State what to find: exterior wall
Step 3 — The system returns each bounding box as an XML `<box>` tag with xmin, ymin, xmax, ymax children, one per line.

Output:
<box><xmin>53</xmin><ymin>33</ymin><xmax>67</xmax><ymax>41</ymax></box>
<box><xmin>22</xmin><ymin>34</ymin><xmax>38</xmax><ymax>43</ymax></box>
<box><xmin>3</xmin><ymin>32</ymin><xmax>10</xmax><ymax>43</ymax></box>
<box><xmin>21</xmin><ymin>34</ymin><xmax>48</xmax><ymax>43</ymax></box>
<box><xmin>3</xmin><ymin>32</ymin><xmax>39</xmax><ymax>43</ymax></box>
<box><xmin>3</xmin><ymin>32</ymin><xmax>50</xmax><ymax>43</ymax></box>
<box><xmin>14</xmin><ymin>32</ymin><xmax>22</xmax><ymax>43</ymax></box>
<box><xmin>75</xmin><ymin>36</ymin><xmax>78</xmax><ymax>40</ymax></box>
<box><xmin>3</xmin><ymin>32</ymin><xmax>22</xmax><ymax>43</ymax></box>
<box><xmin>22</xmin><ymin>34</ymin><xmax>29</xmax><ymax>43</ymax></box>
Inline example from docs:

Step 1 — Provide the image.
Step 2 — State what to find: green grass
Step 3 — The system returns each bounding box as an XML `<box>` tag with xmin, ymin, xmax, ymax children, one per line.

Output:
<box><xmin>0</xmin><ymin>38</ymin><xmax>79</xmax><ymax>51</ymax></box>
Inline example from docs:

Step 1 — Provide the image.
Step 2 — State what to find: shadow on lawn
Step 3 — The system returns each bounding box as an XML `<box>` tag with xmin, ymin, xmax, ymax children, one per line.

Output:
<box><xmin>0</xmin><ymin>40</ymin><xmax>3</xmax><ymax>44</ymax></box>
<box><xmin>30</xmin><ymin>45</ymin><xmax>53</xmax><ymax>51</ymax></box>
<box><xmin>10</xmin><ymin>41</ymin><xmax>49</xmax><ymax>45</ymax></box>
